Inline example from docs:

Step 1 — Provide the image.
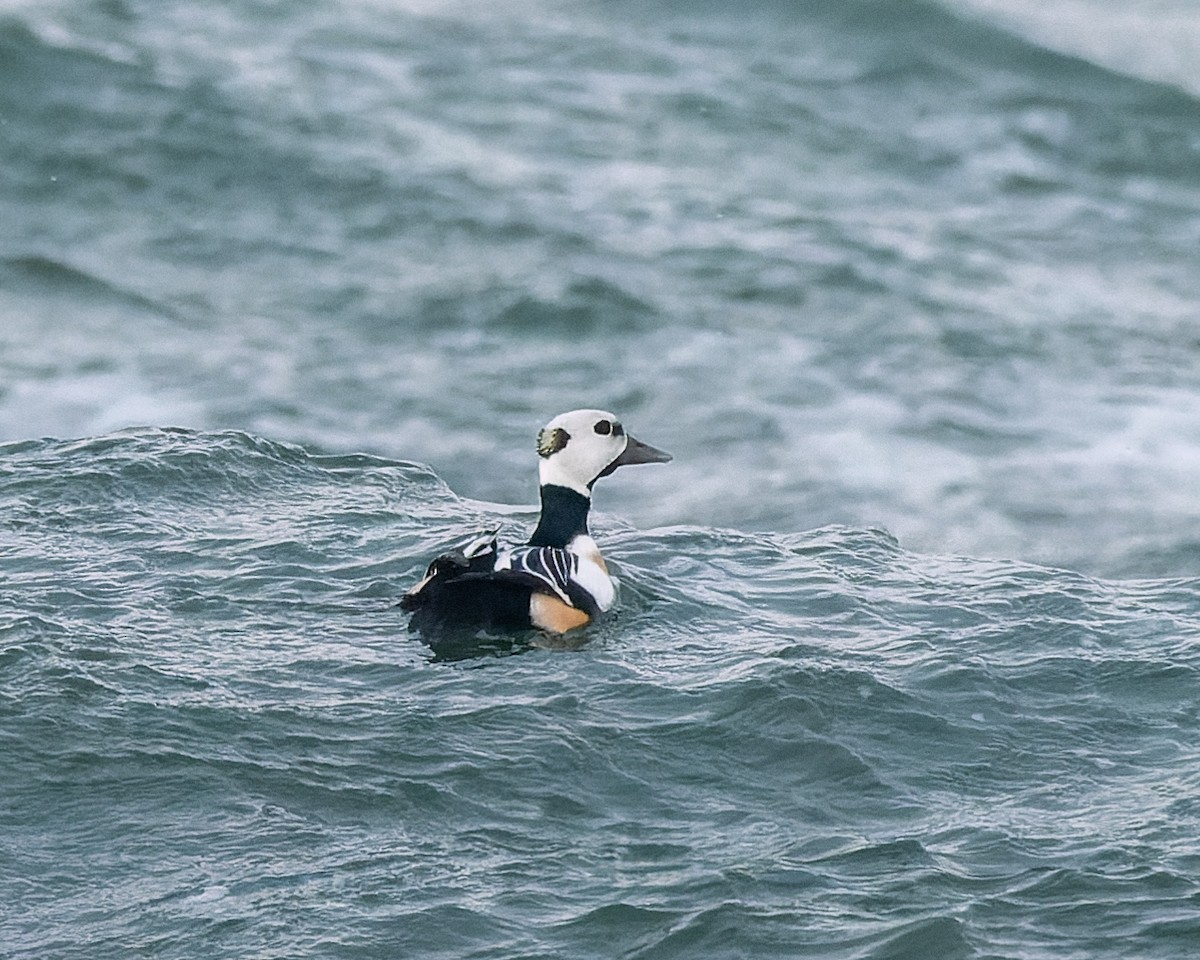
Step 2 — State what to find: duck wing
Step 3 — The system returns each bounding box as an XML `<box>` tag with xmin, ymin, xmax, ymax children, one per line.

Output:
<box><xmin>399</xmin><ymin>528</ymin><xmax>499</xmax><ymax>612</ymax></box>
<box><xmin>496</xmin><ymin>546</ymin><xmax>602</xmax><ymax>618</ymax></box>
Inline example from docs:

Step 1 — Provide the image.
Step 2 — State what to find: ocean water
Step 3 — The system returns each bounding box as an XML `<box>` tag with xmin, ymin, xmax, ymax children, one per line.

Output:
<box><xmin>3</xmin><ymin>1</ymin><xmax>1200</xmax><ymax>957</ymax></box>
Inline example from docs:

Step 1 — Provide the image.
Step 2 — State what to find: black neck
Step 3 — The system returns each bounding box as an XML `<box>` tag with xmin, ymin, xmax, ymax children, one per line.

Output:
<box><xmin>528</xmin><ymin>484</ymin><xmax>591</xmax><ymax>548</ymax></box>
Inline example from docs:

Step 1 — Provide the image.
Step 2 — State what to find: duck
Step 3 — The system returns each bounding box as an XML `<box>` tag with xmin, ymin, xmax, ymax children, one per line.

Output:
<box><xmin>401</xmin><ymin>409</ymin><xmax>671</xmax><ymax>638</ymax></box>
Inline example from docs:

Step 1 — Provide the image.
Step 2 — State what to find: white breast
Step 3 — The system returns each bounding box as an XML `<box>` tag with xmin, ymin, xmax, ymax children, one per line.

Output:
<box><xmin>567</xmin><ymin>535</ymin><xmax>615</xmax><ymax>612</ymax></box>
<box><xmin>494</xmin><ymin>537</ymin><xmax>616</xmax><ymax>613</ymax></box>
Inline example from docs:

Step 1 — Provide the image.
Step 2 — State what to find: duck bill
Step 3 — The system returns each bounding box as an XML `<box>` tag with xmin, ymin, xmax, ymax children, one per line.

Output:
<box><xmin>597</xmin><ymin>435</ymin><xmax>673</xmax><ymax>478</ymax></box>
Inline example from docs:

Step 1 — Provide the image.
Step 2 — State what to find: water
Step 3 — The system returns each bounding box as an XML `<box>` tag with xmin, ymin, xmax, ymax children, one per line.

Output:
<box><xmin>3</xmin><ymin>1</ymin><xmax>1200</xmax><ymax>957</ymax></box>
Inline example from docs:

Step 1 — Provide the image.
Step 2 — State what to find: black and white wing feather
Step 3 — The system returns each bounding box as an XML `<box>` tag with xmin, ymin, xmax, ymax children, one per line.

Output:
<box><xmin>498</xmin><ymin>546</ymin><xmax>602</xmax><ymax>618</ymax></box>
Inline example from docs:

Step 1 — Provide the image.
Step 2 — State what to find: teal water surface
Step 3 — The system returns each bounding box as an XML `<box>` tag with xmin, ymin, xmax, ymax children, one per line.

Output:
<box><xmin>3</xmin><ymin>0</ymin><xmax>1200</xmax><ymax>956</ymax></box>
<box><xmin>4</xmin><ymin>431</ymin><xmax>1199</xmax><ymax>958</ymax></box>
<box><xmin>3</xmin><ymin>0</ymin><xmax>1200</xmax><ymax>574</ymax></box>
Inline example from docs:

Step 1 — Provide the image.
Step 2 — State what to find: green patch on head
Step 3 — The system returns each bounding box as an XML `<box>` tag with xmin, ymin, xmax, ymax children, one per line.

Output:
<box><xmin>537</xmin><ymin>426</ymin><xmax>570</xmax><ymax>458</ymax></box>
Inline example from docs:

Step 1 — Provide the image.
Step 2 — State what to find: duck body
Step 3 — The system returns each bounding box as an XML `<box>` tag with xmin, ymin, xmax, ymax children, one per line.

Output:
<box><xmin>401</xmin><ymin>410</ymin><xmax>670</xmax><ymax>640</ymax></box>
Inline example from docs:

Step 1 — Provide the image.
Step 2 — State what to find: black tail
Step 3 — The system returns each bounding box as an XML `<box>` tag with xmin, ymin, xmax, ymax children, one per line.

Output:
<box><xmin>400</xmin><ymin>530</ymin><xmax>500</xmax><ymax>612</ymax></box>
<box><xmin>400</xmin><ymin>532</ymin><xmax>540</xmax><ymax>641</ymax></box>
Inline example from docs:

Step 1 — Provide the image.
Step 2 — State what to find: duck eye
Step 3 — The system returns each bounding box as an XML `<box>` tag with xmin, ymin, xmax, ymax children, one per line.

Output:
<box><xmin>594</xmin><ymin>420</ymin><xmax>612</xmax><ymax>435</ymax></box>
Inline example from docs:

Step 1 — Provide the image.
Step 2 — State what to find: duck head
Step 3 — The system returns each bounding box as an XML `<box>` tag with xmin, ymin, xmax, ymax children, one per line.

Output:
<box><xmin>536</xmin><ymin>408</ymin><xmax>672</xmax><ymax>496</ymax></box>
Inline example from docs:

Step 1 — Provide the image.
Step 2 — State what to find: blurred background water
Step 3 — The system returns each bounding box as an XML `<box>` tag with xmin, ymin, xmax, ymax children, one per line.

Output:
<box><xmin>2</xmin><ymin>1</ymin><xmax>1199</xmax><ymax>958</ymax></box>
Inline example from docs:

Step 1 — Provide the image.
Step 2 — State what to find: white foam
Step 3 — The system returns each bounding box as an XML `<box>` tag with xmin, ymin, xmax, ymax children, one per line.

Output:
<box><xmin>0</xmin><ymin>374</ymin><xmax>202</xmax><ymax>442</ymax></box>
<box><xmin>951</xmin><ymin>0</ymin><xmax>1200</xmax><ymax>98</ymax></box>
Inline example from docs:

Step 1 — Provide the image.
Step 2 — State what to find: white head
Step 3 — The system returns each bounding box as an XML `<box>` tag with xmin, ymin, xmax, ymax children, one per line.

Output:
<box><xmin>536</xmin><ymin>408</ymin><xmax>672</xmax><ymax>497</ymax></box>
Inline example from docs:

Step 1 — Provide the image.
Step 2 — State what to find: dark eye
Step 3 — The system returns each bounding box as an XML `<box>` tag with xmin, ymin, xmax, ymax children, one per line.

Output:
<box><xmin>594</xmin><ymin>420</ymin><xmax>612</xmax><ymax>435</ymax></box>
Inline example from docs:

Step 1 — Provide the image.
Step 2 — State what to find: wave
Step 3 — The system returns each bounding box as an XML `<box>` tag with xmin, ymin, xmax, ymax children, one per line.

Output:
<box><xmin>4</xmin><ymin>429</ymin><xmax>1199</xmax><ymax>958</ymax></box>
<box><xmin>948</xmin><ymin>0</ymin><xmax>1200</xmax><ymax>100</ymax></box>
<box><xmin>5</xmin><ymin>426</ymin><xmax>1197</xmax><ymax>638</ymax></box>
<box><xmin>5</xmin><ymin>427</ymin><xmax>1197</xmax><ymax>680</ymax></box>
<box><xmin>0</xmin><ymin>255</ymin><xmax>171</xmax><ymax>317</ymax></box>
<box><xmin>6</xmin><ymin>0</ymin><xmax>1199</xmax><ymax>184</ymax></box>
<box><xmin>625</xmin><ymin>0</ymin><xmax>1200</xmax><ymax>93</ymax></box>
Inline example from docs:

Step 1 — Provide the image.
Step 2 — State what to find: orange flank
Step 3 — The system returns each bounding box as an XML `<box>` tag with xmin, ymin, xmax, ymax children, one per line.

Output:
<box><xmin>529</xmin><ymin>593</ymin><xmax>591</xmax><ymax>633</ymax></box>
